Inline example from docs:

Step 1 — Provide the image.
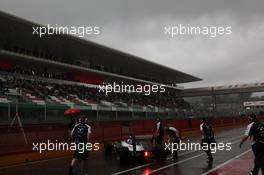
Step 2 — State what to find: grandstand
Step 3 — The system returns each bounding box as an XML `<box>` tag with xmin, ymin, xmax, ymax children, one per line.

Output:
<box><xmin>0</xmin><ymin>11</ymin><xmax>201</xmax><ymax>123</ymax></box>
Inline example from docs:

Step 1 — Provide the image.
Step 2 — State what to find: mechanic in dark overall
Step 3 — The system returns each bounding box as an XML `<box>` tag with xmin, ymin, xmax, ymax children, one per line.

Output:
<box><xmin>200</xmin><ymin>118</ymin><xmax>215</xmax><ymax>162</ymax></box>
<box><xmin>166</xmin><ymin>126</ymin><xmax>181</xmax><ymax>160</ymax></box>
<box><xmin>69</xmin><ymin>116</ymin><xmax>91</xmax><ymax>175</ymax></box>
<box><xmin>240</xmin><ymin>114</ymin><xmax>264</xmax><ymax>175</ymax></box>
<box><xmin>156</xmin><ymin>118</ymin><xmax>164</xmax><ymax>145</ymax></box>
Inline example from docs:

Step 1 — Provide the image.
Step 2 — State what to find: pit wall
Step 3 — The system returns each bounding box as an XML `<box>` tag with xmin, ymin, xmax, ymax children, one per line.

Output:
<box><xmin>91</xmin><ymin>116</ymin><xmax>259</xmax><ymax>142</ymax></box>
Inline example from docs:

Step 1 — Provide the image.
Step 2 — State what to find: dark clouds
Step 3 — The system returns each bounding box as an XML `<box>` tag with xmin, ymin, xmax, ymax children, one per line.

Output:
<box><xmin>0</xmin><ymin>0</ymin><xmax>264</xmax><ymax>87</ymax></box>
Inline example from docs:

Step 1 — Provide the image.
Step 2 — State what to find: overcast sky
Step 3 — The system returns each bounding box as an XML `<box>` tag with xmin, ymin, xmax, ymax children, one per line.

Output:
<box><xmin>0</xmin><ymin>0</ymin><xmax>264</xmax><ymax>88</ymax></box>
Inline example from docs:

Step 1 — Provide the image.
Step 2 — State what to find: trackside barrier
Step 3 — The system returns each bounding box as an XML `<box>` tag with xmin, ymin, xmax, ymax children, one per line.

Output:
<box><xmin>0</xmin><ymin>116</ymin><xmax>263</xmax><ymax>155</ymax></box>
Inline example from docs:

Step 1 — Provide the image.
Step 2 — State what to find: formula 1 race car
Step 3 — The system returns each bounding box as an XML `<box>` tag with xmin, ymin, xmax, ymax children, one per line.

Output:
<box><xmin>116</xmin><ymin>135</ymin><xmax>170</xmax><ymax>163</ymax></box>
<box><xmin>117</xmin><ymin>136</ymin><xmax>152</xmax><ymax>163</ymax></box>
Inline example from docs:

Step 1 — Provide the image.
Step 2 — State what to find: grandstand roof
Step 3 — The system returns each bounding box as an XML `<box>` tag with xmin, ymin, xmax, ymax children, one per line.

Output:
<box><xmin>0</xmin><ymin>11</ymin><xmax>201</xmax><ymax>85</ymax></box>
<box><xmin>181</xmin><ymin>82</ymin><xmax>264</xmax><ymax>97</ymax></box>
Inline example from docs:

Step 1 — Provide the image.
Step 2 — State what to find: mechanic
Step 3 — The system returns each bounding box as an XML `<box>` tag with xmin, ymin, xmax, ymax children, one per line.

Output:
<box><xmin>156</xmin><ymin>118</ymin><xmax>164</xmax><ymax>145</ymax></box>
<box><xmin>240</xmin><ymin>113</ymin><xmax>264</xmax><ymax>175</ymax></box>
<box><xmin>127</xmin><ymin>133</ymin><xmax>137</xmax><ymax>158</ymax></box>
<box><xmin>200</xmin><ymin>118</ymin><xmax>215</xmax><ymax>162</ymax></box>
<box><xmin>166</xmin><ymin>126</ymin><xmax>181</xmax><ymax>160</ymax></box>
<box><xmin>69</xmin><ymin>116</ymin><xmax>91</xmax><ymax>175</ymax></box>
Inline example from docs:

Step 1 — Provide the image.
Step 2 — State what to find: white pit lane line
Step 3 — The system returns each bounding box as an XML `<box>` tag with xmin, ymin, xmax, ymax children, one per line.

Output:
<box><xmin>149</xmin><ymin>153</ymin><xmax>206</xmax><ymax>174</ymax></box>
<box><xmin>147</xmin><ymin>139</ymin><xmax>243</xmax><ymax>174</ymax></box>
<box><xmin>111</xmin><ymin>163</ymin><xmax>154</xmax><ymax>175</ymax></box>
<box><xmin>201</xmin><ymin>149</ymin><xmax>251</xmax><ymax>175</ymax></box>
<box><xmin>111</xmin><ymin>134</ymin><xmax>243</xmax><ymax>175</ymax></box>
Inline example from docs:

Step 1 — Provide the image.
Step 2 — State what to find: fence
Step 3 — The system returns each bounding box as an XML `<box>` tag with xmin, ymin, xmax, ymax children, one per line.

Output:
<box><xmin>0</xmin><ymin>102</ymin><xmax>189</xmax><ymax>123</ymax></box>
